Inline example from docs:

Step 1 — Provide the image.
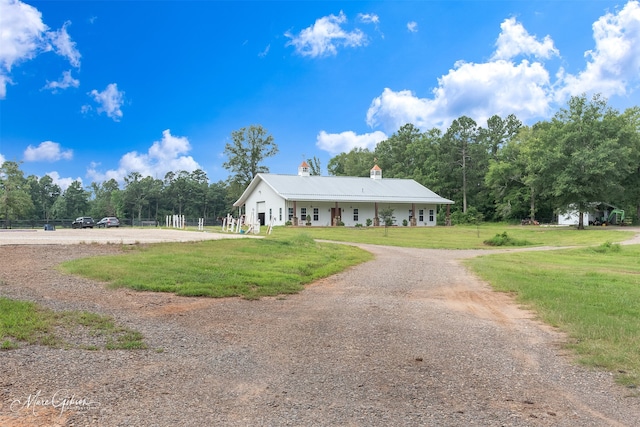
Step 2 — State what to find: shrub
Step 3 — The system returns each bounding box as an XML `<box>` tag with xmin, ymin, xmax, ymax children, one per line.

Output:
<box><xmin>484</xmin><ymin>232</ymin><xmax>532</xmax><ymax>247</ymax></box>
<box><xmin>591</xmin><ymin>241</ymin><xmax>622</xmax><ymax>253</ymax></box>
<box><xmin>366</xmin><ymin>218</ymin><xmax>372</xmax><ymax>227</ymax></box>
<box><xmin>402</xmin><ymin>219</ymin><xmax>408</xmax><ymax>226</ymax></box>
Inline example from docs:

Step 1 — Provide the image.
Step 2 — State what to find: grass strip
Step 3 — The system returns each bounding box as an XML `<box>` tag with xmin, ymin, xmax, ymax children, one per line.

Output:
<box><xmin>264</xmin><ymin>224</ymin><xmax>633</xmax><ymax>249</ymax></box>
<box><xmin>60</xmin><ymin>233</ymin><xmax>373</xmax><ymax>299</ymax></box>
<box><xmin>465</xmin><ymin>243</ymin><xmax>640</xmax><ymax>387</ymax></box>
<box><xmin>0</xmin><ymin>297</ymin><xmax>146</xmax><ymax>350</ymax></box>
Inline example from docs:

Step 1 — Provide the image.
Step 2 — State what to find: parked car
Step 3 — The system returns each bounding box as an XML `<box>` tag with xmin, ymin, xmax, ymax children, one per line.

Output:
<box><xmin>71</xmin><ymin>217</ymin><xmax>95</xmax><ymax>229</ymax></box>
<box><xmin>96</xmin><ymin>217</ymin><xmax>120</xmax><ymax>228</ymax></box>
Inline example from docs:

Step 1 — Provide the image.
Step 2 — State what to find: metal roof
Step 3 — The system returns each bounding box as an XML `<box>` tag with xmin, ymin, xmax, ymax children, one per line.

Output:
<box><xmin>234</xmin><ymin>174</ymin><xmax>454</xmax><ymax>206</ymax></box>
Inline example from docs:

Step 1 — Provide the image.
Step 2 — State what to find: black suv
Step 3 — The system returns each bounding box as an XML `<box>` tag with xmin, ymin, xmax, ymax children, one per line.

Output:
<box><xmin>71</xmin><ymin>217</ymin><xmax>95</xmax><ymax>229</ymax></box>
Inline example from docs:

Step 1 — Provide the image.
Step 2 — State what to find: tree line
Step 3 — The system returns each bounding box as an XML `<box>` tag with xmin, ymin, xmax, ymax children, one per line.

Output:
<box><xmin>1</xmin><ymin>95</ymin><xmax>639</xmax><ymax>228</ymax></box>
<box><xmin>329</xmin><ymin>94</ymin><xmax>640</xmax><ymax>228</ymax></box>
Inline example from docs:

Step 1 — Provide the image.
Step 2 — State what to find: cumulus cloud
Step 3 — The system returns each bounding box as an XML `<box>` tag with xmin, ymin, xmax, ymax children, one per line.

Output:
<box><xmin>86</xmin><ymin>83</ymin><xmax>125</xmax><ymax>121</ymax></box>
<box><xmin>46</xmin><ymin>170</ymin><xmax>80</xmax><ymax>191</ymax></box>
<box><xmin>0</xmin><ymin>0</ymin><xmax>81</xmax><ymax>98</ymax></box>
<box><xmin>365</xmin><ymin>15</ymin><xmax>563</xmax><ymax>133</ymax></box>
<box><xmin>43</xmin><ymin>70</ymin><xmax>79</xmax><ymax>92</ymax></box>
<box><xmin>86</xmin><ymin>129</ymin><xmax>202</xmax><ymax>184</ymax></box>
<box><xmin>407</xmin><ymin>21</ymin><xmax>418</xmax><ymax>33</ymax></box>
<box><xmin>0</xmin><ymin>153</ymin><xmax>6</xmax><ymax>166</ymax></box>
<box><xmin>24</xmin><ymin>141</ymin><xmax>73</xmax><ymax>162</ymax></box>
<box><xmin>557</xmin><ymin>0</ymin><xmax>640</xmax><ymax>100</ymax></box>
<box><xmin>316</xmin><ymin>130</ymin><xmax>387</xmax><ymax>154</ymax></box>
<box><xmin>285</xmin><ymin>11</ymin><xmax>367</xmax><ymax>57</ymax></box>
<box><xmin>491</xmin><ymin>17</ymin><xmax>559</xmax><ymax>60</ymax></box>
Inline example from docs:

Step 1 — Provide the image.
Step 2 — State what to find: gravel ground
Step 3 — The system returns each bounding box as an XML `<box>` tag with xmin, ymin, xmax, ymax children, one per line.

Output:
<box><xmin>1</xmin><ymin>229</ymin><xmax>639</xmax><ymax>426</ymax></box>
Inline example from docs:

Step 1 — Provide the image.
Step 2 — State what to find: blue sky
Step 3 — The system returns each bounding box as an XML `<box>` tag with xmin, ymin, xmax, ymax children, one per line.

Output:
<box><xmin>1</xmin><ymin>0</ymin><xmax>639</xmax><ymax>190</ymax></box>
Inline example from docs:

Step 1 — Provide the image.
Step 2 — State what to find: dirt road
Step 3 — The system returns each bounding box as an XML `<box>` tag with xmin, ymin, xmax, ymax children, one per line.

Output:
<box><xmin>1</xmin><ymin>231</ymin><xmax>639</xmax><ymax>426</ymax></box>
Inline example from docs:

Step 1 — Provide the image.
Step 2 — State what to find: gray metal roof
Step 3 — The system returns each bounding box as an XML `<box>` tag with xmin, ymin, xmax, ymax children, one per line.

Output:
<box><xmin>234</xmin><ymin>174</ymin><xmax>454</xmax><ymax>206</ymax></box>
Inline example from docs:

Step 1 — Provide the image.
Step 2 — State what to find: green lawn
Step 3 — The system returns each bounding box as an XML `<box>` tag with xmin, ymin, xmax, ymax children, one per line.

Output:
<box><xmin>60</xmin><ymin>233</ymin><xmax>373</xmax><ymax>299</ymax></box>
<box><xmin>465</xmin><ymin>242</ymin><xmax>640</xmax><ymax>387</ymax></box>
<box><xmin>261</xmin><ymin>223</ymin><xmax>634</xmax><ymax>249</ymax></box>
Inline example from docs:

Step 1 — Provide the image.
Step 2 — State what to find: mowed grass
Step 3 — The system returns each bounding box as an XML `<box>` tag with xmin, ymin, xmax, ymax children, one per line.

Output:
<box><xmin>0</xmin><ymin>297</ymin><xmax>145</xmax><ymax>350</ymax></box>
<box><xmin>466</xmin><ymin>243</ymin><xmax>640</xmax><ymax>387</ymax></box>
<box><xmin>266</xmin><ymin>224</ymin><xmax>634</xmax><ymax>249</ymax></box>
<box><xmin>60</xmin><ymin>233</ymin><xmax>373</xmax><ymax>299</ymax></box>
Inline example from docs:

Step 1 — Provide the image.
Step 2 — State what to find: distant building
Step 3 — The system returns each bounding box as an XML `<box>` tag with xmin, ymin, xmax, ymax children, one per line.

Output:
<box><xmin>233</xmin><ymin>162</ymin><xmax>454</xmax><ymax>226</ymax></box>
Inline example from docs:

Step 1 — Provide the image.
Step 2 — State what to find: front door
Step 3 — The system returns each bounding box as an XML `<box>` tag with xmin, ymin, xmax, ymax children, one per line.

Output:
<box><xmin>330</xmin><ymin>208</ymin><xmax>342</xmax><ymax>226</ymax></box>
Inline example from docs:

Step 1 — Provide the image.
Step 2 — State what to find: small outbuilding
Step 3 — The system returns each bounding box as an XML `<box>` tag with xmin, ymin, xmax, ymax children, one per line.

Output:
<box><xmin>233</xmin><ymin>162</ymin><xmax>454</xmax><ymax>227</ymax></box>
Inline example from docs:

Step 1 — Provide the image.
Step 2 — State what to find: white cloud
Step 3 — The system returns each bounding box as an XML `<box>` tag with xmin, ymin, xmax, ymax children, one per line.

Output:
<box><xmin>407</xmin><ymin>21</ymin><xmax>418</xmax><ymax>33</ymax></box>
<box><xmin>46</xmin><ymin>21</ymin><xmax>81</xmax><ymax>68</ymax></box>
<box><xmin>0</xmin><ymin>0</ymin><xmax>80</xmax><ymax>99</ymax></box>
<box><xmin>24</xmin><ymin>141</ymin><xmax>73</xmax><ymax>162</ymax></box>
<box><xmin>86</xmin><ymin>129</ymin><xmax>202</xmax><ymax>184</ymax></box>
<box><xmin>358</xmin><ymin>13</ymin><xmax>379</xmax><ymax>25</ymax></box>
<box><xmin>492</xmin><ymin>17</ymin><xmax>559</xmax><ymax>60</ymax></box>
<box><xmin>0</xmin><ymin>153</ymin><xmax>6</xmax><ymax>165</ymax></box>
<box><xmin>367</xmin><ymin>59</ymin><xmax>553</xmax><ymax>133</ymax></box>
<box><xmin>43</xmin><ymin>70</ymin><xmax>79</xmax><ymax>92</ymax></box>
<box><xmin>88</xmin><ymin>83</ymin><xmax>125</xmax><ymax>121</ymax></box>
<box><xmin>46</xmin><ymin>170</ymin><xmax>80</xmax><ymax>191</ymax></box>
<box><xmin>365</xmin><ymin>14</ymin><xmax>567</xmax><ymax>133</ymax></box>
<box><xmin>285</xmin><ymin>11</ymin><xmax>367</xmax><ymax>57</ymax></box>
<box><xmin>316</xmin><ymin>130</ymin><xmax>387</xmax><ymax>154</ymax></box>
<box><xmin>557</xmin><ymin>0</ymin><xmax>640</xmax><ymax>100</ymax></box>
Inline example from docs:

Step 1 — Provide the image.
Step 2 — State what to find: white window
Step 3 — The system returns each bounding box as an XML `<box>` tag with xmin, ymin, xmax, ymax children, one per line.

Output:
<box><xmin>279</xmin><ymin>208</ymin><xmax>282</xmax><ymax>221</ymax></box>
<box><xmin>419</xmin><ymin>209</ymin><xmax>424</xmax><ymax>222</ymax></box>
<box><xmin>353</xmin><ymin>208</ymin><xmax>359</xmax><ymax>221</ymax></box>
<box><xmin>301</xmin><ymin>207</ymin><xmax>307</xmax><ymax>219</ymax></box>
<box><xmin>429</xmin><ymin>209</ymin><xmax>434</xmax><ymax>222</ymax></box>
<box><xmin>313</xmin><ymin>208</ymin><xmax>319</xmax><ymax>221</ymax></box>
<box><xmin>288</xmin><ymin>207</ymin><xmax>293</xmax><ymax>220</ymax></box>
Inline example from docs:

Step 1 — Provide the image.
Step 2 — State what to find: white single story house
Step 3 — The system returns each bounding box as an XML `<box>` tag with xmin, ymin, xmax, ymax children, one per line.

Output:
<box><xmin>233</xmin><ymin>162</ymin><xmax>454</xmax><ymax>227</ymax></box>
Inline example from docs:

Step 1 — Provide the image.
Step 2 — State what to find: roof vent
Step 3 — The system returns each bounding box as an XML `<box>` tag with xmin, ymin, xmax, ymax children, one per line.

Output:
<box><xmin>298</xmin><ymin>161</ymin><xmax>310</xmax><ymax>176</ymax></box>
<box><xmin>370</xmin><ymin>164</ymin><xmax>382</xmax><ymax>180</ymax></box>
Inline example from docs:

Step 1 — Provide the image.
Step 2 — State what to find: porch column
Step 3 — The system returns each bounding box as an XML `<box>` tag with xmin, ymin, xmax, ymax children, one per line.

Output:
<box><xmin>411</xmin><ymin>203</ymin><xmax>417</xmax><ymax>226</ymax></box>
<box><xmin>293</xmin><ymin>201</ymin><xmax>298</xmax><ymax>226</ymax></box>
<box><xmin>333</xmin><ymin>202</ymin><xmax>339</xmax><ymax>226</ymax></box>
<box><xmin>374</xmin><ymin>202</ymin><xmax>380</xmax><ymax>226</ymax></box>
<box><xmin>446</xmin><ymin>204</ymin><xmax>451</xmax><ymax>226</ymax></box>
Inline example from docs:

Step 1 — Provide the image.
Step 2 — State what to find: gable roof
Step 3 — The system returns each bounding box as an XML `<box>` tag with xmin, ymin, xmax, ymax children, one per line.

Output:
<box><xmin>234</xmin><ymin>174</ymin><xmax>454</xmax><ymax>206</ymax></box>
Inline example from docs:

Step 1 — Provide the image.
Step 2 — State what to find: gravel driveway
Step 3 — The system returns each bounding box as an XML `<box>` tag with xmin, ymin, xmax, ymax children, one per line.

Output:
<box><xmin>1</xmin><ymin>230</ymin><xmax>639</xmax><ymax>426</ymax></box>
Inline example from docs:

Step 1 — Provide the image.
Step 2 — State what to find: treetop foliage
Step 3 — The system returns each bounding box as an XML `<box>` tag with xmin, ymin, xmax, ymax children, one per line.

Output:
<box><xmin>2</xmin><ymin>96</ymin><xmax>639</xmax><ymax>226</ymax></box>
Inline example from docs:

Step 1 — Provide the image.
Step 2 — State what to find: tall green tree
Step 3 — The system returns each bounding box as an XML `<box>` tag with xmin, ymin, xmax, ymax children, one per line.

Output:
<box><xmin>481</xmin><ymin>114</ymin><xmax>522</xmax><ymax>159</ymax></box>
<box><xmin>541</xmin><ymin>94</ymin><xmax>636</xmax><ymax>229</ymax></box>
<box><xmin>439</xmin><ymin>116</ymin><xmax>487</xmax><ymax>213</ymax></box>
<box><xmin>64</xmin><ymin>180</ymin><xmax>90</xmax><ymax>218</ymax></box>
<box><xmin>0</xmin><ymin>161</ymin><xmax>34</xmax><ymax>227</ymax></box>
<box><xmin>618</xmin><ymin>106</ymin><xmax>640</xmax><ymax>223</ymax></box>
<box><xmin>375</xmin><ymin>123</ymin><xmax>423</xmax><ymax>178</ymax></box>
<box><xmin>91</xmin><ymin>179</ymin><xmax>120</xmax><ymax>218</ymax></box>
<box><xmin>327</xmin><ymin>147</ymin><xmax>375</xmax><ymax>177</ymax></box>
<box><xmin>306</xmin><ymin>156</ymin><xmax>322</xmax><ymax>176</ymax></box>
<box><xmin>223</xmin><ymin>124</ymin><xmax>278</xmax><ymax>191</ymax></box>
<box><xmin>123</xmin><ymin>172</ymin><xmax>148</xmax><ymax>224</ymax></box>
